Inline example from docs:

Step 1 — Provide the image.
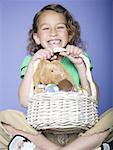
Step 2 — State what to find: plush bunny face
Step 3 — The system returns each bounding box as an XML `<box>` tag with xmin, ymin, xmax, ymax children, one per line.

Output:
<box><xmin>33</xmin><ymin>60</ymin><xmax>73</xmax><ymax>88</ymax></box>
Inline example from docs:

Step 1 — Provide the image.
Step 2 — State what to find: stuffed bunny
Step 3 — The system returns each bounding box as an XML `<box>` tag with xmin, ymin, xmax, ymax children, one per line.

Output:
<box><xmin>33</xmin><ymin>59</ymin><xmax>75</xmax><ymax>93</ymax></box>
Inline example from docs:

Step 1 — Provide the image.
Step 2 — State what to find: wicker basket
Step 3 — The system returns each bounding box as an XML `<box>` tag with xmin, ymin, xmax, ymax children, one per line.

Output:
<box><xmin>27</xmin><ymin>53</ymin><xmax>99</xmax><ymax>134</ymax></box>
<box><xmin>27</xmin><ymin>91</ymin><xmax>98</xmax><ymax>132</ymax></box>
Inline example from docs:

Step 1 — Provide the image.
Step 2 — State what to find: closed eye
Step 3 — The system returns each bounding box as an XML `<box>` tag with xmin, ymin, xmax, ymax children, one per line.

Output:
<box><xmin>42</xmin><ymin>27</ymin><xmax>49</xmax><ymax>30</ymax></box>
<box><xmin>56</xmin><ymin>24</ymin><xmax>66</xmax><ymax>30</ymax></box>
<box><xmin>57</xmin><ymin>26</ymin><xmax>65</xmax><ymax>29</ymax></box>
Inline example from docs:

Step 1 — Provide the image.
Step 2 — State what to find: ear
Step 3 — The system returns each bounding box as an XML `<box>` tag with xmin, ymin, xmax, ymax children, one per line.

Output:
<box><xmin>33</xmin><ymin>33</ymin><xmax>40</xmax><ymax>45</ymax></box>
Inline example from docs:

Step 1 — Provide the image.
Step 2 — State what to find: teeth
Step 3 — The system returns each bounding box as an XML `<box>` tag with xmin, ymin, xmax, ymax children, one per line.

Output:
<box><xmin>48</xmin><ymin>40</ymin><xmax>61</xmax><ymax>44</ymax></box>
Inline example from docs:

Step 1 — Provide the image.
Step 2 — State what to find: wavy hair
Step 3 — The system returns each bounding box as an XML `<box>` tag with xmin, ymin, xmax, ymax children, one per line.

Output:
<box><xmin>27</xmin><ymin>4</ymin><xmax>84</xmax><ymax>55</ymax></box>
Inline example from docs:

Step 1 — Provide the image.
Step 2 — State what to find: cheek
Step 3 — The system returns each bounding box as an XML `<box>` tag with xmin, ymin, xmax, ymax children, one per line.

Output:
<box><xmin>62</xmin><ymin>31</ymin><xmax>69</xmax><ymax>38</ymax></box>
<box><xmin>39</xmin><ymin>34</ymin><xmax>48</xmax><ymax>46</ymax></box>
<box><xmin>62</xmin><ymin>33</ymin><xmax>69</xmax><ymax>43</ymax></box>
<box><xmin>39</xmin><ymin>34</ymin><xmax>46</xmax><ymax>40</ymax></box>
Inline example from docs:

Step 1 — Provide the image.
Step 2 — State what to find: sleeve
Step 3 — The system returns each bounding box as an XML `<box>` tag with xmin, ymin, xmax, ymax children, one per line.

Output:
<box><xmin>83</xmin><ymin>51</ymin><xmax>93</xmax><ymax>71</ymax></box>
<box><xmin>20</xmin><ymin>55</ymin><xmax>32</xmax><ymax>78</ymax></box>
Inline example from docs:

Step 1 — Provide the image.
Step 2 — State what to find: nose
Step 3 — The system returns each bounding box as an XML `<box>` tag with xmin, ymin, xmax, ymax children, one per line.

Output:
<box><xmin>50</xmin><ymin>28</ymin><xmax>57</xmax><ymax>36</ymax></box>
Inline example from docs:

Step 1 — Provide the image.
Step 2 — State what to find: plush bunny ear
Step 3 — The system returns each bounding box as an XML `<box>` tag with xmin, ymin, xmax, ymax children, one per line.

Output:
<box><xmin>33</xmin><ymin>60</ymin><xmax>44</xmax><ymax>86</ymax></box>
<box><xmin>33</xmin><ymin>60</ymin><xmax>51</xmax><ymax>86</ymax></box>
<box><xmin>38</xmin><ymin>60</ymin><xmax>53</xmax><ymax>84</ymax></box>
<box><xmin>52</xmin><ymin>60</ymin><xmax>74</xmax><ymax>85</ymax></box>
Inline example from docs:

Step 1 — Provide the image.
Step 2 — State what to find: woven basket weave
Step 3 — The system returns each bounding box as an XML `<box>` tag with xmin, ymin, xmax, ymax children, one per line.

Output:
<box><xmin>27</xmin><ymin>91</ymin><xmax>98</xmax><ymax>132</ymax></box>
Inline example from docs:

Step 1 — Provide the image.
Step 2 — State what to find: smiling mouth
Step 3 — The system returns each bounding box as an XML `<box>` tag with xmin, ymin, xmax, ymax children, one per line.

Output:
<box><xmin>48</xmin><ymin>39</ymin><xmax>61</xmax><ymax>46</ymax></box>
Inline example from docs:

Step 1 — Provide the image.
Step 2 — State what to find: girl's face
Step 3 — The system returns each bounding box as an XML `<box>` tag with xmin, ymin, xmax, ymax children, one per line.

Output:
<box><xmin>33</xmin><ymin>10</ymin><xmax>70</xmax><ymax>50</ymax></box>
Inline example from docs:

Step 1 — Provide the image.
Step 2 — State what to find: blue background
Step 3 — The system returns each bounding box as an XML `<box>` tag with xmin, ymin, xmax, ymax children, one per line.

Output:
<box><xmin>0</xmin><ymin>0</ymin><xmax>112</xmax><ymax>114</ymax></box>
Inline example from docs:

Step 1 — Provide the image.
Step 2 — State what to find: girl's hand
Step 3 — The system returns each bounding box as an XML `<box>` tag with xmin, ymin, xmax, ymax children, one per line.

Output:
<box><xmin>60</xmin><ymin>45</ymin><xmax>84</xmax><ymax>68</ymax></box>
<box><xmin>31</xmin><ymin>48</ymin><xmax>54</xmax><ymax>63</ymax></box>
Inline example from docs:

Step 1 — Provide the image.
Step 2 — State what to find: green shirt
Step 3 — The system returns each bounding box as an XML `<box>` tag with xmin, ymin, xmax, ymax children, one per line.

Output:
<box><xmin>20</xmin><ymin>52</ymin><xmax>92</xmax><ymax>86</ymax></box>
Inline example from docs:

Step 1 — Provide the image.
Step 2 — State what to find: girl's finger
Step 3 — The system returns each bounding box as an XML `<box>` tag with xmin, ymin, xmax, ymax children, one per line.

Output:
<box><xmin>59</xmin><ymin>51</ymin><xmax>68</xmax><ymax>57</ymax></box>
<box><xmin>39</xmin><ymin>49</ymin><xmax>53</xmax><ymax>59</ymax></box>
<box><xmin>76</xmin><ymin>48</ymin><xmax>83</xmax><ymax>55</ymax></box>
<box><xmin>50</xmin><ymin>55</ymin><xmax>57</xmax><ymax>60</ymax></box>
<box><xmin>46</xmin><ymin>47</ymin><xmax>54</xmax><ymax>55</ymax></box>
<box><xmin>66</xmin><ymin>45</ymin><xmax>71</xmax><ymax>54</ymax></box>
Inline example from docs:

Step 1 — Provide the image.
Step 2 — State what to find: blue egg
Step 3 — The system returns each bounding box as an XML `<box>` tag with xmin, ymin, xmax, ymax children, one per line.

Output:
<box><xmin>45</xmin><ymin>84</ymin><xmax>59</xmax><ymax>92</ymax></box>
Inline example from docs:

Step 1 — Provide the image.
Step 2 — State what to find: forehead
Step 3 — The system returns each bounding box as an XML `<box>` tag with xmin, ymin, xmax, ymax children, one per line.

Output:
<box><xmin>38</xmin><ymin>10</ymin><xmax>66</xmax><ymax>26</ymax></box>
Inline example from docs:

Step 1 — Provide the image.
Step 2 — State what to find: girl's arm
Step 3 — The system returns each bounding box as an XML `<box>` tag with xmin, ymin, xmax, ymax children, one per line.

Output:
<box><xmin>18</xmin><ymin>48</ymin><xmax>53</xmax><ymax>107</ymax></box>
<box><xmin>75</xmin><ymin>59</ymin><xmax>99</xmax><ymax>100</ymax></box>
<box><xmin>60</xmin><ymin>45</ymin><xmax>99</xmax><ymax>98</ymax></box>
<box><xmin>18</xmin><ymin>61</ymin><xmax>37</xmax><ymax>107</ymax></box>
<box><xmin>75</xmin><ymin>61</ymin><xmax>91</xmax><ymax>96</ymax></box>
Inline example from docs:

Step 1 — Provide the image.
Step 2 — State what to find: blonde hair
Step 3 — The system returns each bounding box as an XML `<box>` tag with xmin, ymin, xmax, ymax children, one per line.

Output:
<box><xmin>27</xmin><ymin>4</ymin><xmax>84</xmax><ymax>55</ymax></box>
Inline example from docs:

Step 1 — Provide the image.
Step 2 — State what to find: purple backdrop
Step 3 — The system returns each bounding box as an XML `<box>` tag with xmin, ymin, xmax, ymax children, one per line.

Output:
<box><xmin>0</xmin><ymin>0</ymin><xmax>112</xmax><ymax>114</ymax></box>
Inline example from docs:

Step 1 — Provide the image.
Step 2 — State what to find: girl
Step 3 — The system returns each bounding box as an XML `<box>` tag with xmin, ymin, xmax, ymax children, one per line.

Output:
<box><xmin>0</xmin><ymin>4</ymin><xmax>112</xmax><ymax>150</ymax></box>
<box><xmin>19</xmin><ymin>4</ymin><xmax>92</xmax><ymax>107</ymax></box>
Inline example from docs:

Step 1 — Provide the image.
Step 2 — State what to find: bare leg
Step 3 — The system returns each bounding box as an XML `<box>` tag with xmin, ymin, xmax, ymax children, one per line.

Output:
<box><xmin>0</xmin><ymin>141</ymin><xmax>6</xmax><ymax>148</ymax></box>
<box><xmin>3</xmin><ymin>123</ymin><xmax>61</xmax><ymax>150</ymax></box>
<box><xmin>60</xmin><ymin>130</ymin><xmax>110</xmax><ymax>150</ymax></box>
<box><xmin>3</xmin><ymin>124</ymin><xmax>110</xmax><ymax>150</ymax></box>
